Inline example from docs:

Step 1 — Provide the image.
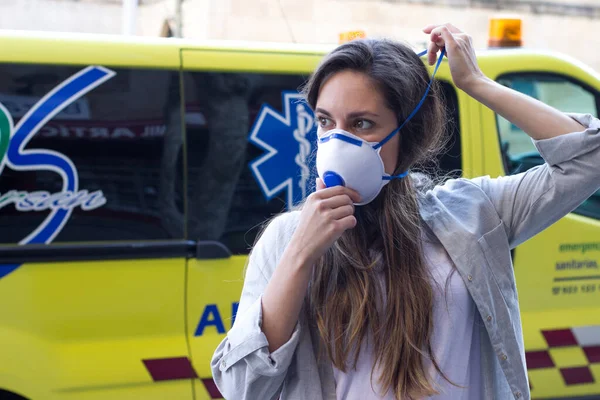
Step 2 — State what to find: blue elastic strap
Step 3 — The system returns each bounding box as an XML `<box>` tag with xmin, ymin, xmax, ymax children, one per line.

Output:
<box><xmin>383</xmin><ymin>170</ymin><xmax>409</xmax><ymax>180</ymax></box>
<box><xmin>373</xmin><ymin>48</ymin><xmax>446</xmax><ymax>151</ymax></box>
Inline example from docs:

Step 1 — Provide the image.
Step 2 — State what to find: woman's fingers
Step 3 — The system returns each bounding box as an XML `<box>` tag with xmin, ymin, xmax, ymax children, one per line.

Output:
<box><xmin>337</xmin><ymin>214</ymin><xmax>357</xmax><ymax>230</ymax></box>
<box><xmin>321</xmin><ymin>194</ymin><xmax>355</xmax><ymax>211</ymax></box>
<box><xmin>427</xmin><ymin>39</ymin><xmax>439</xmax><ymax>66</ymax></box>
<box><xmin>430</xmin><ymin>26</ymin><xmax>457</xmax><ymax>49</ymax></box>
<box><xmin>313</xmin><ymin>183</ymin><xmax>361</xmax><ymax>204</ymax></box>
<box><xmin>422</xmin><ymin>24</ymin><xmax>435</xmax><ymax>34</ymax></box>
<box><xmin>329</xmin><ymin>204</ymin><xmax>355</xmax><ymax>221</ymax></box>
<box><xmin>424</xmin><ymin>24</ymin><xmax>453</xmax><ymax>65</ymax></box>
<box><xmin>424</xmin><ymin>23</ymin><xmax>461</xmax><ymax>64</ymax></box>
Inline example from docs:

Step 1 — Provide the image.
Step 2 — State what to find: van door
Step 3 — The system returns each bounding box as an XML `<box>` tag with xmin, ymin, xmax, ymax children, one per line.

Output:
<box><xmin>0</xmin><ymin>63</ymin><xmax>193</xmax><ymax>400</ymax></box>
<box><xmin>180</xmin><ymin>49</ymin><xmax>325</xmax><ymax>399</ymax></box>
<box><xmin>476</xmin><ymin>54</ymin><xmax>600</xmax><ymax>399</ymax></box>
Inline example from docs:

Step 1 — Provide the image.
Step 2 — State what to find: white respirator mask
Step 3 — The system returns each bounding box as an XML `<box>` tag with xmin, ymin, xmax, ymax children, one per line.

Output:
<box><xmin>315</xmin><ymin>48</ymin><xmax>445</xmax><ymax>205</ymax></box>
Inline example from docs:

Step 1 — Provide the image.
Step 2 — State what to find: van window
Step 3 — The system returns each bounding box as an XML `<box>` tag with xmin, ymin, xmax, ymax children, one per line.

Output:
<box><xmin>182</xmin><ymin>73</ymin><xmax>462</xmax><ymax>255</ymax></box>
<box><xmin>496</xmin><ymin>73</ymin><xmax>600</xmax><ymax>220</ymax></box>
<box><xmin>182</xmin><ymin>71</ymin><xmax>308</xmax><ymax>254</ymax></box>
<box><xmin>0</xmin><ymin>64</ymin><xmax>184</xmax><ymax>244</ymax></box>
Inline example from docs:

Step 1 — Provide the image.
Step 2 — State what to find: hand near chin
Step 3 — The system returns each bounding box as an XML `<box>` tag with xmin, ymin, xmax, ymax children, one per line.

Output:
<box><xmin>288</xmin><ymin>178</ymin><xmax>360</xmax><ymax>266</ymax></box>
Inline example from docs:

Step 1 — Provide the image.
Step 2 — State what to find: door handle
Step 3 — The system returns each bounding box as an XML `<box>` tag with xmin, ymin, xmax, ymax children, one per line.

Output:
<box><xmin>195</xmin><ymin>241</ymin><xmax>232</xmax><ymax>259</ymax></box>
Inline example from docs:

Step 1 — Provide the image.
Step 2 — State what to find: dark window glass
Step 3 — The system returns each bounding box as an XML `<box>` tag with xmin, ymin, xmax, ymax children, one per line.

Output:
<box><xmin>182</xmin><ymin>72</ymin><xmax>308</xmax><ymax>254</ymax></box>
<box><xmin>496</xmin><ymin>73</ymin><xmax>600</xmax><ymax>220</ymax></box>
<box><xmin>0</xmin><ymin>64</ymin><xmax>184</xmax><ymax>244</ymax></box>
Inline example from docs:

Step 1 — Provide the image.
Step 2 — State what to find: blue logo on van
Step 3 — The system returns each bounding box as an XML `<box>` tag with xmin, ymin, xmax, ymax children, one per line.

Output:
<box><xmin>0</xmin><ymin>66</ymin><xmax>115</xmax><ymax>279</ymax></box>
<box><xmin>248</xmin><ymin>92</ymin><xmax>317</xmax><ymax>209</ymax></box>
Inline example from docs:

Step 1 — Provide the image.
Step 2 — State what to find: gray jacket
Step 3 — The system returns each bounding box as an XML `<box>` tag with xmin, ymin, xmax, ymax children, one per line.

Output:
<box><xmin>211</xmin><ymin>113</ymin><xmax>600</xmax><ymax>400</ymax></box>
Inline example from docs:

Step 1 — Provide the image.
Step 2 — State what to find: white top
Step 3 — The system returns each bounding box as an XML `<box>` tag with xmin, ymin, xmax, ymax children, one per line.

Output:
<box><xmin>333</xmin><ymin>230</ymin><xmax>482</xmax><ymax>399</ymax></box>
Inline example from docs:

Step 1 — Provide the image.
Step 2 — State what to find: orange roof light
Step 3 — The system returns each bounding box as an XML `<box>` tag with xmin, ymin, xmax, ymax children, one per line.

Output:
<box><xmin>488</xmin><ymin>17</ymin><xmax>522</xmax><ymax>48</ymax></box>
<box><xmin>339</xmin><ymin>30</ymin><xmax>366</xmax><ymax>44</ymax></box>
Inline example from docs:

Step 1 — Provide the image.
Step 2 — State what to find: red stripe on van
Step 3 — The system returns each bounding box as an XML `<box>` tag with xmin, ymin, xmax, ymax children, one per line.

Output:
<box><xmin>583</xmin><ymin>346</ymin><xmax>600</xmax><ymax>364</ymax></box>
<box><xmin>202</xmin><ymin>378</ymin><xmax>224</xmax><ymax>399</ymax></box>
<box><xmin>542</xmin><ymin>328</ymin><xmax>578</xmax><ymax>347</ymax></box>
<box><xmin>525</xmin><ymin>350</ymin><xmax>554</xmax><ymax>369</ymax></box>
<box><xmin>560</xmin><ymin>366</ymin><xmax>595</xmax><ymax>385</ymax></box>
<box><xmin>142</xmin><ymin>357</ymin><xmax>198</xmax><ymax>381</ymax></box>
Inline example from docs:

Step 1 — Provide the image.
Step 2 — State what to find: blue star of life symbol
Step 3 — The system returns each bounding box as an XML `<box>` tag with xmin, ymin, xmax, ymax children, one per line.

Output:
<box><xmin>249</xmin><ymin>91</ymin><xmax>318</xmax><ymax>210</ymax></box>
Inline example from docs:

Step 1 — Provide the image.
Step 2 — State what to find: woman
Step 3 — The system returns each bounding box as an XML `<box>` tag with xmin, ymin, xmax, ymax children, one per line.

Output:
<box><xmin>211</xmin><ymin>23</ymin><xmax>600</xmax><ymax>400</ymax></box>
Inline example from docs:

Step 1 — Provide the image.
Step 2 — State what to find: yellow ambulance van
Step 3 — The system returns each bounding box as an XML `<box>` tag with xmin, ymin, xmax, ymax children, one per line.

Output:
<box><xmin>0</xmin><ymin>20</ymin><xmax>599</xmax><ymax>400</ymax></box>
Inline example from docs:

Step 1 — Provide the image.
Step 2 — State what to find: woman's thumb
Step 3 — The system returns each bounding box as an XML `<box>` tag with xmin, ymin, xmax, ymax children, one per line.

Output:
<box><xmin>316</xmin><ymin>177</ymin><xmax>325</xmax><ymax>191</ymax></box>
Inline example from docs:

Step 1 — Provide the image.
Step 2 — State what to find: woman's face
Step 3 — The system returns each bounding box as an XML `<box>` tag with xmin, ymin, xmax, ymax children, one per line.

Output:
<box><xmin>315</xmin><ymin>70</ymin><xmax>400</xmax><ymax>175</ymax></box>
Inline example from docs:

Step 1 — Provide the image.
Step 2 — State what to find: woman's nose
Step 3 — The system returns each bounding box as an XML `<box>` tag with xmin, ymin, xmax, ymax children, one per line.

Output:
<box><xmin>335</xmin><ymin>122</ymin><xmax>351</xmax><ymax>132</ymax></box>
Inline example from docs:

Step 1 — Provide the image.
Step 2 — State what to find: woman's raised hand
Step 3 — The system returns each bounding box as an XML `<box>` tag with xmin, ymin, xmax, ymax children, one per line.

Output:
<box><xmin>423</xmin><ymin>23</ymin><xmax>485</xmax><ymax>92</ymax></box>
<box><xmin>288</xmin><ymin>178</ymin><xmax>360</xmax><ymax>266</ymax></box>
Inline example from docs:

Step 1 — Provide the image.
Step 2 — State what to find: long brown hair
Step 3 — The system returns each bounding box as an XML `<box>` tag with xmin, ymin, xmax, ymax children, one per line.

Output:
<box><xmin>302</xmin><ymin>38</ymin><xmax>450</xmax><ymax>399</ymax></box>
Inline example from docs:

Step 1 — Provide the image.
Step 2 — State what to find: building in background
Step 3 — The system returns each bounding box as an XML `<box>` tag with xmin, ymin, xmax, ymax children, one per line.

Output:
<box><xmin>1</xmin><ymin>0</ymin><xmax>600</xmax><ymax>71</ymax></box>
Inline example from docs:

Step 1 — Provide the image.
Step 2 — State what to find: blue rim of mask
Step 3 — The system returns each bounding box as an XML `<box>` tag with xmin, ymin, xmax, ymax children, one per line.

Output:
<box><xmin>318</xmin><ymin>132</ymin><xmax>363</xmax><ymax>146</ymax></box>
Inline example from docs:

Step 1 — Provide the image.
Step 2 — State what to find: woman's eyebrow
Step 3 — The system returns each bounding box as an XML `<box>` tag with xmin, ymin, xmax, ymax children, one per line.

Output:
<box><xmin>315</xmin><ymin>107</ymin><xmax>331</xmax><ymax>116</ymax></box>
<box><xmin>346</xmin><ymin>111</ymin><xmax>380</xmax><ymax>119</ymax></box>
<box><xmin>315</xmin><ymin>108</ymin><xmax>380</xmax><ymax>119</ymax></box>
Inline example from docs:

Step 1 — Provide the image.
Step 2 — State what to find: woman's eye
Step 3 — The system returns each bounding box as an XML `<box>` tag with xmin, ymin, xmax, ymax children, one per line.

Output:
<box><xmin>355</xmin><ymin>119</ymin><xmax>374</xmax><ymax>130</ymax></box>
<box><xmin>318</xmin><ymin>117</ymin><xmax>332</xmax><ymax>127</ymax></box>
